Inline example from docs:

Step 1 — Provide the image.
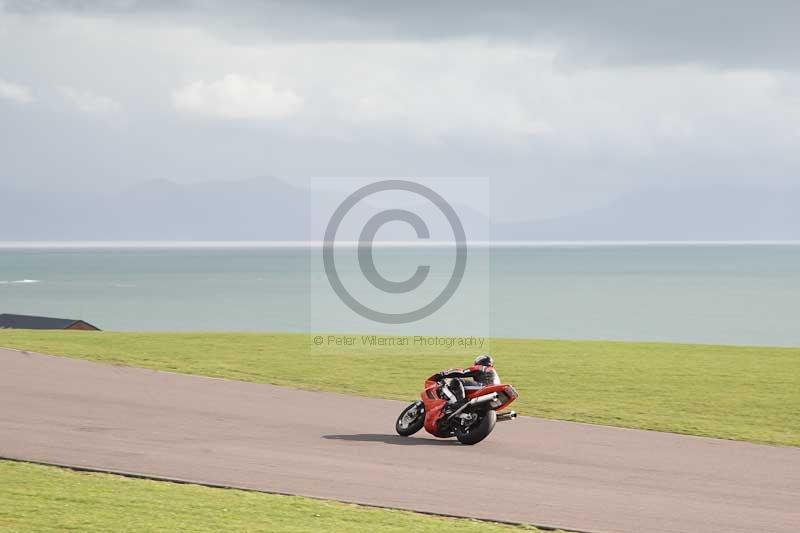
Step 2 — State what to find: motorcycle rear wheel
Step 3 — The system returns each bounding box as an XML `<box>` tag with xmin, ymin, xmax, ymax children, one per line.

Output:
<box><xmin>455</xmin><ymin>410</ymin><xmax>496</xmax><ymax>445</ymax></box>
<box><xmin>395</xmin><ymin>401</ymin><xmax>425</xmax><ymax>436</ymax></box>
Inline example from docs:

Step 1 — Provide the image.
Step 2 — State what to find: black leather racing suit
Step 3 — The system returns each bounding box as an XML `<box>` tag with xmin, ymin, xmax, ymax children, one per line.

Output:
<box><xmin>430</xmin><ymin>364</ymin><xmax>499</xmax><ymax>404</ymax></box>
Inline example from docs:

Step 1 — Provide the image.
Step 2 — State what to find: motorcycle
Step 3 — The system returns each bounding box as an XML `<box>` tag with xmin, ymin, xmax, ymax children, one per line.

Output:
<box><xmin>395</xmin><ymin>374</ymin><xmax>518</xmax><ymax>445</ymax></box>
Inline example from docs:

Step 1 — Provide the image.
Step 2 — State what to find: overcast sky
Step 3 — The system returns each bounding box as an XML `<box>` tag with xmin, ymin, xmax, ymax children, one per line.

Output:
<box><xmin>1</xmin><ymin>1</ymin><xmax>799</xmax><ymax>221</ymax></box>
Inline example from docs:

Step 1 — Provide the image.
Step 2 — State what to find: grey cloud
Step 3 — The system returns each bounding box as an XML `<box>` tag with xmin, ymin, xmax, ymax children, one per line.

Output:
<box><xmin>1</xmin><ymin>0</ymin><xmax>191</xmax><ymax>14</ymax></box>
<box><xmin>1</xmin><ymin>0</ymin><xmax>799</xmax><ymax>226</ymax></box>
<box><xmin>4</xmin><ymin>1</ymin><xmax>800</xmax><ymax>69</ymax></box>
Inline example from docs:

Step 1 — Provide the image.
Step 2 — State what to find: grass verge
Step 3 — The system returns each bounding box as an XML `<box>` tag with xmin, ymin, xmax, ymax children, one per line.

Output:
<box><xmin>1</xmin><ymin>330</ymin><xmax>798</xmax><ymax>446</ymax></box>
<box><xmin>0</xmin><ymin>460</ymin><xmax>544</xmax><ymax>532</ymax></box>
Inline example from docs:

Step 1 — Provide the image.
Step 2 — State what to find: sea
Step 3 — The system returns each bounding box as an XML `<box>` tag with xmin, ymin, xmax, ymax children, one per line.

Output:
<box><xmin>1</xmin><ymin>242</ymin><xmax>799</xmax><ymax>347</ymax></box>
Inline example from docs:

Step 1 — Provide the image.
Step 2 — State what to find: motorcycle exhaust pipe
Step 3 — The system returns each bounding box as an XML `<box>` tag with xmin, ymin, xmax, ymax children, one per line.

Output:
<box><xmin>446</xmin><ymin>392</ymin><xmax>498</xmax><ymax>421</ymax></box>
<box><xmin>496</xmin><ymin>410</ymin><xmax>517</xmax><ymax>422</ymax></box>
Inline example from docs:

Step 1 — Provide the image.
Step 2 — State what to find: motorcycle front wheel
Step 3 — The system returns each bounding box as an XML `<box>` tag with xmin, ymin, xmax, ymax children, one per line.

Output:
<box><xmin>395</xmin><ymin>401</ymin><xmax>425</xmax><ymax>436</ymax></box>
<box><xmin>455</xmin><ymin>410</ymin><xmax>497</xmax><ymax>445</ymax></box>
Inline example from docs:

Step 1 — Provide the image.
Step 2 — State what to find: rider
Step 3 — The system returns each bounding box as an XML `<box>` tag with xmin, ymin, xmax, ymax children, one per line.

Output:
<box><xmin>429</xmin><ymin>354</ymin><xmax>499</xmax><ymax>407</ymax></box>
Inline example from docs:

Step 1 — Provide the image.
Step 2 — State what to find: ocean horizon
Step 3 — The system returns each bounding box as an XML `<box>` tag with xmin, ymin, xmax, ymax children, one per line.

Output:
<box><xmin>2</xmin><ymin>242</ymin><xmax>799</xmax><ymax>347</ymax></box>
<box><xmin>3</xmin><ymin>240</ymin><xmax>800</xmax><ymax>248</ymax></box>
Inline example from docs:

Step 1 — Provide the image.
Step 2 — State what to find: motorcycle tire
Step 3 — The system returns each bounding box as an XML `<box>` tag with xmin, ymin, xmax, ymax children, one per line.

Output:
<box><xmin>455</xmin><ymin>410</ymin><xmax>496</xmax><ymax>445</ymax></box>
<box><xmin>395</xmin><ymin>401</ymin><xmax>425</xmax><ymax>436</ymax></box>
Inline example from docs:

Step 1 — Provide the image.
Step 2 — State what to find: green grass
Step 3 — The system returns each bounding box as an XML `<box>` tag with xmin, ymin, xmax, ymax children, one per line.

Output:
<box><xmin>0</xmin><ymin>460</ymin><xmax>543</xmax><ymax>532</ymax></box>
<box><xmin>2</xmin><ymin>330</ymin><xmax>799</xmax><ymax>446</ymax></box>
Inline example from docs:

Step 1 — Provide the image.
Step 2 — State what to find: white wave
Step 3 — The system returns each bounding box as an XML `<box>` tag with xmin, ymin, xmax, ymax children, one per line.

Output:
<box><xmin>6</xmin><ymin>279</ymin><xmax>41</xmax><ymax>284</ymax></box>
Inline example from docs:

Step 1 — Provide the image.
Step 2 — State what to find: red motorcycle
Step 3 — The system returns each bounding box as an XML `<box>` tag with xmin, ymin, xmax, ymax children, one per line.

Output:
<box><xmin>395</xmin><ymin>374</ymin><xmax>518</xmax><ymax>445</ymax></box>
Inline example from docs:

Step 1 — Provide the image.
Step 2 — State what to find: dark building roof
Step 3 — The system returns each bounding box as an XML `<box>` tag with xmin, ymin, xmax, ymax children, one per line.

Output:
<box><xmin>0</xmin><ymin>314</ymin><xmax>100</xmax><ymax>331</ymax></box>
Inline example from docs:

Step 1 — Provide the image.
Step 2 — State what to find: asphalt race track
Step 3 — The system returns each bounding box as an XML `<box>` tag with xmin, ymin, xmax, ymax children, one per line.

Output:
<box><xmin>1</xmin><ymin>348</ymin><xmax>799</xmax><ymax>533</ymax></box>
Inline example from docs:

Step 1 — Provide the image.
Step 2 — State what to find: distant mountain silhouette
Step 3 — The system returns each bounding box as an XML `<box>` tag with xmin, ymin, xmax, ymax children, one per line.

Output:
<box><xmin>1</xmin><ymin>178</ymin><xmax>798</xmax><ymax>241</ymax></box>
<box><xmin>1</xmin><ymin>177</ymin><xmax>309</xmax><ymax>240</ymax></box>
<box><xmin>494</xmin><ymin>186</ymin><xmax>800</xmax><ymax>241</ymax></box>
